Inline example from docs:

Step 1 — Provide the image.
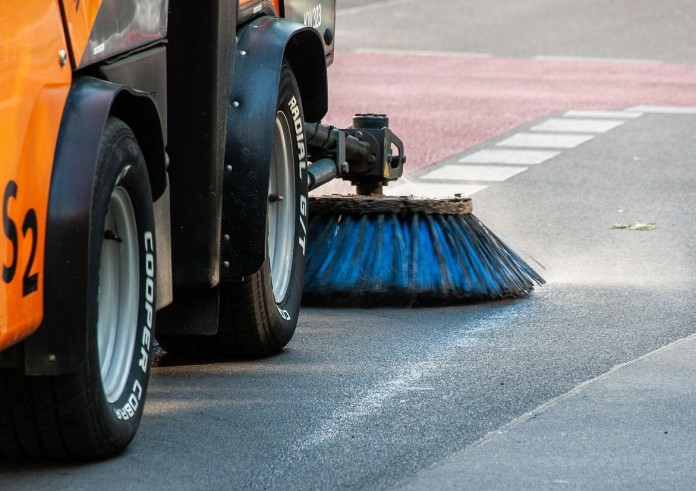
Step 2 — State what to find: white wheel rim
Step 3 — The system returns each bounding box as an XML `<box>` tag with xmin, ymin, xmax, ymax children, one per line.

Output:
<box><xmin>268</xmin><ymin>110</ymin><xmax>296</xmax><ymax>302</ymax></box>
<box><xmin>97</xmin><ymin>185</ymin><xmax>140</xmax><ymax>404</ymax></box>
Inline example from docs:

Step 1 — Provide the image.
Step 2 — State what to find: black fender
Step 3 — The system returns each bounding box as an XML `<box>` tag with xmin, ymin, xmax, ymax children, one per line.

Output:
<box><xmin>24</xmin><ymin>76</ymin><xmax>166</xmax><ymax>376</ymax></box>
<box><xmin>221</xmin><ymin>16</ymin><xmax>327</xmax><ymax>279</ymax></box>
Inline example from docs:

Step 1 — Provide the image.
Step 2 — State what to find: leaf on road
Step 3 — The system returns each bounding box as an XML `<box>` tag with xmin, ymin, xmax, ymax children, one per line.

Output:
<box><xmin>612</xmin><ymin>222</ymin><xmax>657</xmax><ymax>231</ymax></box>
<box><xmin>630</xmin><ymin>222</ymin><xmax>657</xmax><ymax>231</ymax></box>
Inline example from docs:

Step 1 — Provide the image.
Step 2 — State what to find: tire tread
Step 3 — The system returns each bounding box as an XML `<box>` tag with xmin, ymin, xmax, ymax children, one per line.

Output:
<box><xmin>156</xmin><ymin>62</ymin><xmax>304</xmax><ymax>360</ymax></box>
<box><xmin>0</xmin><ymin>116</ymin><xmax>154</xmax><ymax>461</ymax></box>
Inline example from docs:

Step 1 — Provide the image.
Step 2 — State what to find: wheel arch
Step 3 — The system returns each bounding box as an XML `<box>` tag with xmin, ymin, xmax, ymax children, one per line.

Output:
<box><xmin>24</xmin><ymin>76</ymin><xmax>166</xmax><ymax>376</ymax></box>
<box><xmin>222</xmin><ymin>16</ymin><xmax>327</xmax><ymax>279</ymax></box>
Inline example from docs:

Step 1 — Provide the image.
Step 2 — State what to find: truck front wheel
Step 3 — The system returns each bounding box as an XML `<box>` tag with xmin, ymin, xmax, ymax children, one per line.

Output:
<box><xmin>0</xmin><ymin>117</ymin><xmax>156</xmax><ymax>460</ymax></box>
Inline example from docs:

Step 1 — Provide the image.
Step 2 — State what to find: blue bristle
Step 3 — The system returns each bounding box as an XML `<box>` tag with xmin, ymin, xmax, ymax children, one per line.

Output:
<box><xmin>303</xmin><ymin>198</ymin><xmax>544</xmax><ymax>305</ymax></box>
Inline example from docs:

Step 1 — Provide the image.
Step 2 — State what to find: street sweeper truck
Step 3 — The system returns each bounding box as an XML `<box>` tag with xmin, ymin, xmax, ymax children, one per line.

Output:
<box><xmin>0</xmin><ymin>0</ymin><xmax>415</xmax><ymax>460</ymax></box>
<box><xmin>0</xmin><ymin>0</ymin><xmax>543</xmax><ymax>461</ymax></box>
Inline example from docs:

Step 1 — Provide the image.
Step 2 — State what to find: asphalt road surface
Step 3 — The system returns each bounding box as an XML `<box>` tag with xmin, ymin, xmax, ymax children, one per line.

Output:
<box><xmin>3</xmin><ymin>1</ymin><xmax>696</xmax><ymax>489</ymax></box>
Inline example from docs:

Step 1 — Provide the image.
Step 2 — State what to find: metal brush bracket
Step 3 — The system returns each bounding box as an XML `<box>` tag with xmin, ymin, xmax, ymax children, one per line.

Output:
<box><xmin>306</xmin><ymin>114</ymin><xmax>406</xmax><ymax>195</ymax></box>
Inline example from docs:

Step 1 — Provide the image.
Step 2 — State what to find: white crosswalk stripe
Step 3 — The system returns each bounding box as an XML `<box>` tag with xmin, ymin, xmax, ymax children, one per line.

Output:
<box><xmin>458</xmin><ymin>149</ymin><xmax>560</xmax><ymax>165</ymax></box>
<box><xmin>530</xmin><ymin>118</ymin><xmax>624</xmax><ymax>133</ymax></box>
<box><xmin>625</xmin><ymin>105</ymin><xmax>696</xmax><ymax>114</ymax></box>
<box><xmin>387</xmin><ymin>178</ymin><xmax>488</xmax><ymax>198</ymax></box>
<box><xmin>497</xmin><ymin>132</ymin><xmax>595</xmax><ymax>148</ymax></box>
<box><xmin>564</xmin><ymin>110</ymin><xmax>642</xmax><ymax>119</ymax></box>
<box><xmin>422</xmin><ymin>164</ymin><xmax>528</xmax><ymax>182</ymax></box>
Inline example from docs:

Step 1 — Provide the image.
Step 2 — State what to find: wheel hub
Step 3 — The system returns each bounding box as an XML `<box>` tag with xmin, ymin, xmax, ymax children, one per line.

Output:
<box><xmin>97</xmin><ymin>186</ymin><xmax>139</xmax><ymax>404</ymax></box>
<box><xmin>268</xmin><ymin>110</ymin><xmax>296</xmax><ymax>302</ymax></box>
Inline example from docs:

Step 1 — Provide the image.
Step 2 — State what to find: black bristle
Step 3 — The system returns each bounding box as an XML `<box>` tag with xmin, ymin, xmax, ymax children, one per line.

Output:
<box><xmin>303</xmin><ymin>196</ymin><xmax>545</xmax><ymax>306</ymax></box>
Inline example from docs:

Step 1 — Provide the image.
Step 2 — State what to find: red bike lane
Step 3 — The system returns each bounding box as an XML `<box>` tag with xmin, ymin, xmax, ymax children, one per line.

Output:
<box><xmin>324</xmin><ymin>52</ymin><xmax>696</xmax><ymax>172</ymax></box>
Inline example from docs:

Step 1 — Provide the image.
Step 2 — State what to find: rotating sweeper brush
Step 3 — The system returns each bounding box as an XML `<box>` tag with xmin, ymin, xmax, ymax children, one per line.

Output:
<box><xmin>304</xmin><ymin>114</ymin><xmax>544</xmax><ymax>306</ymax></box>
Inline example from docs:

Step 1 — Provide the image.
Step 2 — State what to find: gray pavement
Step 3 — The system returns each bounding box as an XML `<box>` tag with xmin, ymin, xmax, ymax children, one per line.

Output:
<box><xmin>387</xmin><ymin>109</ymin><xmax>696</xmax><ymax>489</ymax></box>
<box><xmin>398</xmin><ymin>333</ymin><xmax>696</xmax><ymax>489</ymax></box>
<box><xmin>331</xmin><ymin>7</ymin><xmax>696</xmax><ymax>487</ymax></box>
<box><xmin>2</xmin><ymin>102</ymin><xmax>694</xmax><ymax>491</ymax></box>
<box><xmin>337</xmin><ymin>0</ymin><xmax>696</xmax><ymax>64</ymax></box>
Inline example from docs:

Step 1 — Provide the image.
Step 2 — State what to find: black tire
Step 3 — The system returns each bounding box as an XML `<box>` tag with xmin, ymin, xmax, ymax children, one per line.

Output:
<box><xmin>0</xmin><ymin>117</ymin><xmax>156</xmax><ymax>460</ymax></box>
<box><xmin>220</xmin><ymin>63</ymin><xmax>307</xmax><ymax>357</ymax></box>
<box><xmin>158</xmin><ymin>62</ymin><xmax>307</xmax><ymax>359</ymax></box>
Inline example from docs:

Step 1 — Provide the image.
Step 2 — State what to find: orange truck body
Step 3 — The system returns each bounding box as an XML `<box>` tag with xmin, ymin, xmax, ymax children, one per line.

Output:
<box><xmin>0</xmin><ymin>2</ymin><xmax>73</xmax><ymax>350</ymax></box>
